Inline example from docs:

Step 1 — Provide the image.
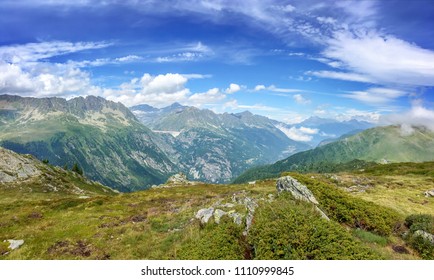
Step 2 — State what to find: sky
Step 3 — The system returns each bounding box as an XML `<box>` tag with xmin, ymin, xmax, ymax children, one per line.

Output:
<box><xmin>1</xmin><ymin>0</ymin><xmax>434</xmax><ymax>126</ymax></box>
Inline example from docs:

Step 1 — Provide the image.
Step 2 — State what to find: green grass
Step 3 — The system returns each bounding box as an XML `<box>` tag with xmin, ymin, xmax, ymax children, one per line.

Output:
<box><xmin>2</xmin><ymin>162</ymin><xmax>434</xmax><ymax>259</ymax></box>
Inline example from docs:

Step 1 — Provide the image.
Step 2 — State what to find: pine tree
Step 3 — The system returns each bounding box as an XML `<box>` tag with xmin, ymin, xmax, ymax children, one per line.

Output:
<box><xmin>72</xmin><ymin>162</ymin><xmax>83</xmax><ymax>175</ymax></box>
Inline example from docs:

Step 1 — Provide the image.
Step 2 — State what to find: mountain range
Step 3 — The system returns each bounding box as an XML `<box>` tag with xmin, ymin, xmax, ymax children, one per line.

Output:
<box><xmin>131</xmin><ymin>103</ymin><xmax>310</xmax><ymax>183</ymax></box>
<box><xmin>234</xmin><ymin>125</ymin><xmax>434</xmax><ymax>183</ymax></box>
<box><xmin>0</xmin><ymin>94</ymin><xmax>312</xmax><ymax>190</ymax></box>
<box><xmin>0</xmin><ymin>94</ymin><xmax>176</xmax><ymax>192</ymax></box>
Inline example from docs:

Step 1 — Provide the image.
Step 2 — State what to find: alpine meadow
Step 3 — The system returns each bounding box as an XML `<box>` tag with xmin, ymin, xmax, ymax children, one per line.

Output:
<box><xmin>1</xmin><ymin>0</ymin><xmax>434</xmax><ymax>264</ymax></box>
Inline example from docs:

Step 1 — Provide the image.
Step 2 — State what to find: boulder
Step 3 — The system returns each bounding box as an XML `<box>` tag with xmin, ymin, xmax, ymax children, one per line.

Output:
<box><xmin>276</xmin><ymin>176</ymin><xmax>319</xmax><ymax>204</ymax></box>
<box><xmin>228</xmin><ymin>211</ymin><xmax>243</xmax><ymax>225</ymax></box>
<box><xmin>5</xmin><ymin>239</ymin><xmax>24</xmax><ymax>250</ymax></box>
<box><xmin>414</xmin><ymin>230</ymin><xmax>434</xmax><ymax>245</ymax></box>
<box><xmin>166</xmin><ymin>172</ymin><xmax>189</xmax><ymax>184</ymax></box>
<box><xmin>195</xmin><ymin>207</ymin><xmax>214</xmax><ymax>223</ymax></box>
<box><xmin>424</xmin><ymin>190</ymin><xmax>434</xmax><ymax>198</ymax></box>
<box><xmin>213</xmin><ymin>209</ymin><xmax>227</xmax><ymax>224</ymax></box>
<box><xmin>276</xmin><ymin>176</ymin><xmax>329</xmax><ymax>221</ymax></box>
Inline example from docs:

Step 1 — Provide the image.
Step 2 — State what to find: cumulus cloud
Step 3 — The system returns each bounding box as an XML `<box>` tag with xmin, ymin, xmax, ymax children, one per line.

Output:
<box><xmin>293</xmin><ymin>94</ymin><xmax>310</xmax><ymax>104</ymax></box>
<box><xmin>276</xmin><ymin>124</ymin><xmax>319</xmax><ymax>142</ymax></box>
<box><xmin>0</xmin><ymin>62</ymin><xmax>92</xmax><ymax>97</ymax></box>
<box><xmin>381</xmin><ymin>102</ymin><xmax>434</xmax><ymax>133</ymax></box>
<box><xmin>225</xmin><ymin>83</ymin><xmax>241</xmax><ymax>94</ymax></box>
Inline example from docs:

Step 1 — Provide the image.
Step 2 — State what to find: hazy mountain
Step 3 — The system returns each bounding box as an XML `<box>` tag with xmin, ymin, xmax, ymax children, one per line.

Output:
<box><xmin>283</xmin><ymin>116</ymin><xmax>375</xmax><ymax>146</ymax></box>
<box><xmin>0</xmin><ymin>94</ymin><xmax>178</xmax><ymax>192</ymax></box>
<box><xmin>131</xmin><ymin>104</ymin><xmax>310</xmax><ymax>183</ymax></box>
<box><xmin>234</xmin><ymin>125</ymin><xmax>434</xmax><ymax>183</ymax></box>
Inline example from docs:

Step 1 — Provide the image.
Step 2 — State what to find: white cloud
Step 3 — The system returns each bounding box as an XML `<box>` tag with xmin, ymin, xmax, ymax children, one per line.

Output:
<box><xmin>276</xmin><ymin>125</ymin><xmax>318</xmax><ymax>142</ymax></box>
<box><xmin>343</xmin><ymin>87</ymin><xmax>406</xmax><ymax>105</ymax></box>
<box><xmin>254</xmin><ymin>85</ymin><xmax>266</xmax><ymax>91</ymax></box>
<box><xmin>0</xmin><ymin>41</ymin><xmax>111</xmax><ymax>64</ymax></box>
<box><xmin>188</xmin><ymin>87</ymin><xmax>226</xmax><ymax>107</ymax></box>
<box><xmin>316</xmin><ymin>17</ymin><xmax>336</xmax><ymax>25</ymax></box>
<box><xmin>299</xmin><ymin>126</ymin><xmax>319</xmax><ymax>134</ymax></box>
<box><xmin>225</xmin><ymin>83</ymin><xmax>241</xmax><ymax>94</ymax></box>
<box><xmin>335</xmin><ymin>108</ymin><xmax>381</xmax><ymax>123</ymax></box>
<box><xmin>293</xmin><ymin>94</ymin><xmax>310</xmax><ymax>104</ymax></box>
<box><xmin>322</xmin><ymin>31</ymin><xmax>434</xmax><ymax>86</ymax></box>
<box><xmin>307</xmin><ymin>70</ymin><xmax>373</xmax><ymax>83</ymax></box>
<box><xmin>381</xmin><ymin>102</ymin><xmax>434</xmax><ymax>132</ymax></box>
<box><xmin>0</xmin><ymin>62</ymin><xmax>91</xmax><ymax>97</ymax></box>
<box><xmin>254</xmin><ymin>84</ymin><xmax>302</xmax><ymax>93</ymax></box>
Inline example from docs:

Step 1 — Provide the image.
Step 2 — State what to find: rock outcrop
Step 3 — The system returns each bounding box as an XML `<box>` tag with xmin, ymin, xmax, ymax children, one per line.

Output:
<box><xmin>414</xmin><ymin>230</ymin><xmax>434</xmax><ymax>245</ymax></box>
<box><xmin>276</xmin><ymin>176</ymin><xmax>329</xmax><ymax>220</ymax></box>
<box><xmin>424</xmin><ymin>190</ymin><xmax>434</xmax><ymax>198</ymax></box>
<box><xmin>0</xmin><ymin>148</ymin><xmax>41</xmax><ymax>183</ymax></box>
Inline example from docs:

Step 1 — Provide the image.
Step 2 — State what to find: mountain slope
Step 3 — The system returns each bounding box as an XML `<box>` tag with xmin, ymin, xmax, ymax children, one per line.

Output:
<box><xmin>234</xmin><ymin>125</ymin><xmax>434</xmax><ymax>183</ymax></box>
<box><xmin>131</xmin><ymin>104</ymin><xmax>309</xmax><ymax>183</ymax></box>
<box><xmin>0</xmin><ymin>147</ymin><xmax>117</xmax><ymax>198</ymax></box>
<box><xmin>0</xmin><ymin>95</ymin><xmax>177</xmax><ymax>192</ymax></box>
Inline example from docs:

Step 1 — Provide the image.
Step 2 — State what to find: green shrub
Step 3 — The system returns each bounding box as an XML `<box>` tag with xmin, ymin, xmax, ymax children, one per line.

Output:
<box><xmin>249</xmin><ymin>194</ymin><xmax>380</xmax><ymax>260</ymax></box>
<box><xmin>178</xmin><ymin>217</ymin><xmax>246</xmax><ymax>260</ymax></box>
<box><xmin>405</xmin><ymin>214</ymin><xmax>434</xmax><ymax>234</ymax></box>
<box><xmin>290</xmin><ymin>174</ymin><xmax>402</xmax><ymax>236</ymax></box>
<box><xmin>404</xmin><ymin>214</ymin><xmax>434</xmax><ymax>259</ymax></box>
<box><xmin>0</xmin><ymin>241</ymin><xmax>10</xmax><ymax>256</ymax></box>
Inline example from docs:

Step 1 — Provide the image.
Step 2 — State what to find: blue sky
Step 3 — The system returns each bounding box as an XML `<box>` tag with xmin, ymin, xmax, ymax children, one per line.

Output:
<box><xmin>1</xmin><ymin>0</ymin><xmax>434</xmax><ymax>125</ymax></box>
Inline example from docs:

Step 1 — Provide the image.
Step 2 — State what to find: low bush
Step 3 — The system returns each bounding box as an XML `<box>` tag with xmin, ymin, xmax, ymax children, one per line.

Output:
<box><xmin>289</xmin><ymin>174</ymin><xmax>402</xmax><ymax>236</ymax></box>
<box><xmin>178</xmin><ymin>217</ymin><xmax>246</xmax><ymax>260</ymax></box>
<box><xmin>248</xmin><ymin>194</ymin><xmax>380</xmax><ymax>260</ymax></box>
<box><xmin>404</xmin><ymin>214</ymin><xmax>434</xmax><ymax>259</ymax></box>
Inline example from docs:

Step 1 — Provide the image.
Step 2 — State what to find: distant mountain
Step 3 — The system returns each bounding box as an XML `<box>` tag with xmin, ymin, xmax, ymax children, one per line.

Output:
<box><xmin>130</xmin><ymin>102</ymin><xmax>187</xmax><ymax>126</ymax></box>
<box><xmin>131</xmin><ymin>104</ymin><xmax>310</xmax><ymax>183</ymax></box>
<box><xmin>282</xmin><ymin>116</ymin><xmax>375</xmax><ymax>146</ymax></box>
<box><xmin>0</xmin><ymin>95</ymin><xmax>178</xmax><ymax>192</ymax></box>
<box><xmin>233</xmin><ymin>125</ymin><xmax>434</xmax><ymax>183</ymax></box>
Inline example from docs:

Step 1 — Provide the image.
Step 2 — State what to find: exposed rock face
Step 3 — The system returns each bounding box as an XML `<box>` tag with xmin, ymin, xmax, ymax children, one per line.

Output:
<box><xmin>276</xmin><ymin>176</ymin><xmax>329</xmax><ymax>220</ymax></box>
<box><xmin>0</xmin><ymin>148</ymin><xmax>40</xmax><ymax>183</ymax></box>
<box><xmin>195</xmin><ymin>208</ymin><xmax>214</xmax><ymax>223</ymax></box>
<box><xmin>277</xmin><ymin>176</ymin><xmax>318</xmax><ymax>204</ymax></box>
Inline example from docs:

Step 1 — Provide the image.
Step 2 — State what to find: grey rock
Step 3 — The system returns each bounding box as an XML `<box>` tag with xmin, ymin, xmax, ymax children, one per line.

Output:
<box><xmin>424</xmin><ymin>190</ymin><xmax>434</xmax><ymax>198</ymax></box>
<box><xmin>0</xmin><ymin>148</ymin><xmax>41</xmax><ymax>183</ymax></box>
<box><xmin>166</xmin><ymin>172</ymin><xmax>189</xmax><ymax>184</ymax></box>
<box><xmin>276</xmin><ymin>176</ymin><xmax>318</xmax><ymax>204</ymax></box>
<box><xmin>5</xmin><ymin>239</ymin><xmax>24</xmax><ymax>250</ymax></box>
<box><xmin>277</xmin><ymin>176</ymin><xmax>329</xmax><ymax>220</ymax></box>
<box><xmin>213</xmin><ymin>209</ymin><xmax>227</xmax><ymax>224</ymax></box>
<box><xmin>228</xmin><ymin>211</ymin><xmax>243</xmax><ymax>225</ymax></box>
<box><xmin>195</xmin><ymin>207</ymin><xmax>214</xmax><ymax>223</ymax></box>
<box><xmin>414</xmin><ymin>230</ymin><xmax>434</xmax><ymax>245</ymax></box>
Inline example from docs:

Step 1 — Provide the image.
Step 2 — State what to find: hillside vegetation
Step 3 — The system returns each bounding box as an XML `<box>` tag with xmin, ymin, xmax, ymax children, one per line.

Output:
<box><xmin>234</xmin><ymin>125</ymin><xmax>434</xmax><ymax>184</ymax></box>
<box><xmin>2</xmin><ymin>152</ymin><xmax>433</xmax><ymax>259</ymax></box>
